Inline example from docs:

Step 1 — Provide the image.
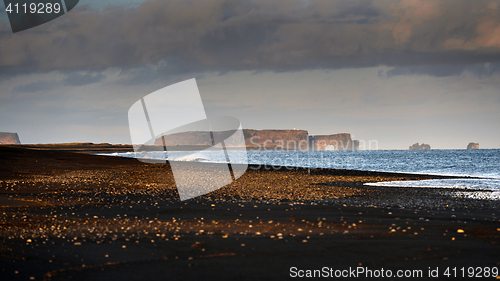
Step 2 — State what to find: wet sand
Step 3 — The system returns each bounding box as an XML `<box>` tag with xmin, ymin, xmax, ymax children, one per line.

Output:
<box><xmin>0</xmin><ymin>145</ymin><xmax>499</xmax><ymax>280</ymax></box>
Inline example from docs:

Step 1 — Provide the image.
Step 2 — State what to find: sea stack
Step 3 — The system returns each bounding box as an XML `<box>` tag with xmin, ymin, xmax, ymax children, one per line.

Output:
<box><xmin>409</xmin><ymin>143</ymin><xmax>431</xmax><ymax>150</ymax></box>
<box><xmin>0</xmin><ymin>132</ymin><xmax>21</xmax><ymax>144</ymax></box>
<box><xmin>308</xmin><ymin>133</ymin><xmax>358</xmax><ymax>150</ymax></box>
<box><xmin>151</xmin><ymin>129</ymin><xmax>360</xmax><ymax>151</ymax></box>
<box><xmin>467</xmin><ymin>142</ymin><xmax>479</xmax><ymax>149</ymax></box>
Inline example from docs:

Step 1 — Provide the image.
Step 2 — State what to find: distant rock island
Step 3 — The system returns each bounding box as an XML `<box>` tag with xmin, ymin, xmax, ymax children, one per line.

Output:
<box><xmin>409</xmin><ymin>143</ymin><xmax>431</xmax><ymax>150</ymax></box>
<box><xmin>154</xmin><ymin>129</ymin><xmax>359</xmax><ymax>151</ymax></box>
<box><xmin>308</xmin><ymin>133</ymin><xmax>359</xmax><ymax>151</ymax></box>
<box><xmin>0</xmin><ymin>132</ymin><xmax>21</xmax><ymax>144</ymax></box>
<box><xmin>467</xmin><ymin>142</ymin><xmax>479</xmax><ymax>149</ymax></box>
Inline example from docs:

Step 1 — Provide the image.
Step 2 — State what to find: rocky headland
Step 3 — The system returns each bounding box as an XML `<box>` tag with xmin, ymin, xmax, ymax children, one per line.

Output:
<box><xmin>154</xmin><ymin>129</ymin><xmax>358</xmax><ymax>151</ymax></box>
<box><xmin>0</xmin><ymin>132</ymin><xmax>20</xmax><ymax>144</ymax></box>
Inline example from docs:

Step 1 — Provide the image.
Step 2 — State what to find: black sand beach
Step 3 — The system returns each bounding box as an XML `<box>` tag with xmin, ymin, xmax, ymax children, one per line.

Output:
<box><xmin>1</xmin><ymin>145</ymin><xmax>499</xmax><ymax>280</ymax></box>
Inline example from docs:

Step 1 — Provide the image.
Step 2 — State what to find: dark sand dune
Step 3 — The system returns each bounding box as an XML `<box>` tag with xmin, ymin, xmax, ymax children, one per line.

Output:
<box><xmin>0</xmin><ymin>145</ymin><xmax>499</xmax><ymax>280</ymax></box>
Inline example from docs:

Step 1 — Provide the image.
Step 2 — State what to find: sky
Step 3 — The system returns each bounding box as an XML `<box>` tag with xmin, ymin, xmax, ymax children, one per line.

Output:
<box><xmin>1</xmin><ymin>0</ymin><xmax>500</xmax><ymax>149</ymax></box>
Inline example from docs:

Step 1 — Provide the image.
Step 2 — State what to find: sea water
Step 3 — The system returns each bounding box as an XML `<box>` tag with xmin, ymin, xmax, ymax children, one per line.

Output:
<box><xmin>101</xmin><ymin>149</ymin><xmax>500</xmax><ymax>200</ymax></box>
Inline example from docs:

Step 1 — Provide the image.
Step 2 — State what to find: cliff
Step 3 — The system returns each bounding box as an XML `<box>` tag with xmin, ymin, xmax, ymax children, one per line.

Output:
<box><xmin>409</xmin><ymin>143</ymin><xmax>431</xmax><ymax>150</ymax></box>
<box><xmin>153</xmin><ymin>129</ymin><xmax>308</xmax><ymax>149</ymax></box>
<box><xmin>152</xmin><ymin>129</ymin><xmax>358</xmax><ymax>151</ymax></box>
<box><xmin>243</xmin><ymin>129</ymin><xmax>309</xmax><ymax>150</ymax></box>
<box><xmin>467</xmin><ymin>142</ymin><xmax>479</xmax><ymax>149</ymax></box>
<box><xmin>0</xmin><ymin>132</ymin><xmax>21</xmax><ymax>144</ymax></box>
<box><xmin>309</xmin><ymin>133</ymin><xmax>357</xmax><ymax>150</ymax></box>
<box><xmin>155</xmin><ymin>131</ymin><xmax>212</xmax><ymax>147</ymax></box>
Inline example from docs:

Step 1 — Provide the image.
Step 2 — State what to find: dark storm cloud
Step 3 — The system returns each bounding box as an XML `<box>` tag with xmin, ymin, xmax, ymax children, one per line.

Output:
<box><xmin>386</xmin><ymin>62</ymin><xmax>500</xmax><ymax>77</ymax></box>
<box><xmin>63</xmin><ymin>73</ymin><xmax>106</xmax><ymax>86</ymax></box>
<box><xmin>386</xmin><ymin>65</ymin><xmax>466</xmax><ymax>77</ymax></box>
<box><xmin>13</xmin><ymin>80</ymin><xmax>55</xmax><ymax>93</ymax></box>
<box><xmin>1</xmin><ymin>0</ymin><xmax>500</xmax><ymax>77</ymax></box>
<box><xmin>116</xmin><ymin>56</ymin><xmax>210</xmax><ymax>86</ymax></box>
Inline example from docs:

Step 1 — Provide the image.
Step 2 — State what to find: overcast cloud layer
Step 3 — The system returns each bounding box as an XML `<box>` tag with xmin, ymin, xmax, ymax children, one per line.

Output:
<box><xmin>1</xmin><ymin>0</ymin><xmax>500</xmax><ymax>148</ymax></box>
<box><xmin>1</xmin><ymin>0</ymin><xmax>500</xmax><ymax>76</ymax></box>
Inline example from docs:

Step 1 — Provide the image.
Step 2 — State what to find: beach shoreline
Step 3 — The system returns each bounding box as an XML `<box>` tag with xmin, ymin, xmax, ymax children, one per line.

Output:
<box><xmin>0</xmin><ymin>145</ymin><xmax>499</xmax><ymax>280</ymax></box>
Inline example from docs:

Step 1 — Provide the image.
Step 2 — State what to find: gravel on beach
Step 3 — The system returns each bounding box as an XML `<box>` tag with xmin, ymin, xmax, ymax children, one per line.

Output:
<box><xmin>0</xmin><ymin>145</ymin><xmax>499</xmax><ymax>281</ymax></box>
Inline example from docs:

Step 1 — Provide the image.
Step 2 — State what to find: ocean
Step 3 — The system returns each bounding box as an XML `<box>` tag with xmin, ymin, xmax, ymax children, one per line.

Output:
<box><xmin>101</xmin><ymin>149</ymin><xmax>500</xmax><ymax>200</ymax></box>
